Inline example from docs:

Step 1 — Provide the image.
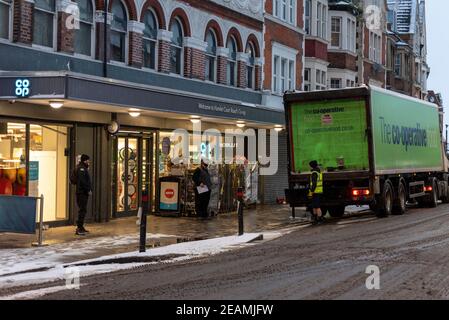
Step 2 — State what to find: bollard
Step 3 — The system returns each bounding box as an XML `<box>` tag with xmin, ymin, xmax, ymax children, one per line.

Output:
<box><xmin>139</xmin><ymin>208</ymin><xmax>147</xmax><ymax>253</ymax></box>
<box><xmin>32</xmin><ymin>195</ymin><xmax>48</xmax><ymax>247</ymax></box>
<box><xmin>291</xmin><ymin>206</ymin><xmax>296</xmax><ymax>219</ymax></box>
<box><xmin>237</xmin><ymin>187</ymin><xmax>244</xmax><ymax>236</ymax></box>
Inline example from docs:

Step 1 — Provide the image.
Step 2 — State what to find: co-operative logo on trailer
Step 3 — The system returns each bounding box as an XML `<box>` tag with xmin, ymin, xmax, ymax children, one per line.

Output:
<box><xmin>15</xmin><ymin>79</ymin><xmax>31</xmax><ymax>97</ymax></box>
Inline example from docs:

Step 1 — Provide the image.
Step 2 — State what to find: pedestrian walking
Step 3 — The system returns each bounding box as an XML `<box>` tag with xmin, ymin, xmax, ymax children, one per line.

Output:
<box><xmin>193</xmin><ymin>158</ymin><xmax>212</xmax><ymax>218</ymax></box>
<box><xmin>309</xmin><ymin>160</ymin><xmax>324</xmax><ymax>225</ymax></box>
<box><xmin>71</xmin><ymin>154</ymin><xmax>92</xmax><ymax>235</ymax></box>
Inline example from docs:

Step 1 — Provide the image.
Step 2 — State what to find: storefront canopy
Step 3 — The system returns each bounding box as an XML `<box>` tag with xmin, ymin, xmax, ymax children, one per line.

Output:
<box><xmin>0</xmin><ymin>72</ymin><xmax>285</xmax><ymax>126</ymax></box>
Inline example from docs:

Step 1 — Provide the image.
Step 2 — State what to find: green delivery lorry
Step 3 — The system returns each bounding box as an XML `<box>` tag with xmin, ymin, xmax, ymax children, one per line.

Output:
<box><xmin>284</xmin><ymin>85</ymin><xmax>449</xmax><ymax>217</ymax></box>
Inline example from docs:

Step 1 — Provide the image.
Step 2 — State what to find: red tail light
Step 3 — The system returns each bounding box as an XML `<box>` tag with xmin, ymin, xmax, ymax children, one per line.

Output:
<box><xmin>352</xmin><ymin>189</ymin><xmax>370</xmax><ymax>196</ymax></box>
<box><xmin>425</xmin><ymin>186</ymin><xmax>433</xmax><ymax>192</ymax></box>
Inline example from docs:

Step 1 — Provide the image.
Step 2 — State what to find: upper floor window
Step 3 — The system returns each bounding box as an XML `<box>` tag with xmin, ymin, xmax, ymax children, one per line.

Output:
<box><xmin>304</xmin><ymin>0</ymin><xmax>311</xmax><ymax>35</ymax></box>
<box><xmin>331</xmin><ymin>17</ymin><xmax>341</xmax><ymax>48</ymax></box>
<box><xmin>142</xmin><ymin>9</ymin><xmax>158</xmax><ymax>69</ymax></box>
<box><xmin>226</xmin><ymin>36</ymin><xmax>238</xmax><ymax>86</ymax></box>
<box><xmin>33</xmin><ymin>0</ymin><xmax>56</xmax><ymax>48</ymax></box>
<box><xmin>111</xmin><ymin>0</ymin><xmax>127</xmax><ymax>63</ymax></box>
<box><xmin>205</xmin><ymin>29</ymin><xmax>217</xmax><ymax>82</ymax></box>
<box><xmin>0</xmin><ymin>0</ymin><xmax>11</xmax><ymax>40</ymax></box>
<box><xmin>347</xmin><ymin>19</ymin><xmax>356</xmax><ymax>52</ymax></box>
<box><xmin>315</xmin><ymin>69</ymin><xmax>326</xmax><ymax>90</ymax></box>
<box><xmin>273</xmin><ymin>55</ymin><xmax>295</xmax><ymax>94</ymax></box>
<box><xmin>330</xmin><ymin>78</ymin><xmax>342</xmax><ymax>89</ymax></box>
<box><xmin>369</xmin><ymin>31</ymin><xmax>381</xmax><ymax>64</ymax></box>
<box><xmin>304</xmin><ymin>68</ymin><xmax>311</xmax><ymax>91</ymax></box>
<box><xmin>170</xmin><ymin>18</ymin><xmax>184</xmax><ymax>75</ymax></box>
<box><xmin>75</xmin><ymin>0</ymin><xmax>93</xmax><ymax>56</ymax></box>
<box><xmin>274</xmin><ymin>0</ymin><xmax>296</xmax><ymax>25</ymax></box>
<box><xmin>246</xmin><ymin>42</ymin><xmax>256</xmax><ymax>89</ymax></box>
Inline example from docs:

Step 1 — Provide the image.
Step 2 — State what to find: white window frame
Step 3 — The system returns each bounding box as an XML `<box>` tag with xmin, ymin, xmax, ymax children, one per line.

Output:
<box><xmin>330</xmin><ymin>78</ymin><xmax>342</xmax><ymax>89</ymax></box>
<box><xmin>369</xmin><ymin>31</ymin><xmax>382</xmax><ymax>64</ymax></box>
<box><xmin>0</xmin><ymin>0</ymin><xmax>12</xmax><ymax>41</ymax></box>
<box><xmin>271</xmin><ymin>43</ymin><xmax>298</xmax><ymax>95</ymax></box>
<box><xmin>274</xmin><ymin>0</ymin><xmax>296</xmax><ymax>26</ymax></box>
<box><xmin>304</xmin><ymin>0</ymin><xmax>311</xmax><ymax>35</ymax></box>
<box><xmin>169</xmin><ymin>17</ymin><xmax>184</xmax><ymax>76</ymax></box>
<box><xmin>304</xmin><ymin>68</ymin><xmax>311</xmax><ymax>91</ymax></box>
<box><xmin>32</xmin><ymin>0</ymin><xmax>57</xmax><ymax>51</ymax></box>
<box><xmin>331</xmin><ymin>16</ymin><xmax>341</xmax><ymax>49</ymax></box>
<box><xmin>205</xmin><ymin>28</ymin><xmax>218</xmax><ymax>83</ymax></box>
<box><xmin>142</xmin><ymin>8</ymin><xmax>159</xmax><ymax>71</ymax></box>
<box><xmin>110</xmin><ymin>0</ymin><xmax>129</xmax><ymax>65</ymax></box>
<box><xmin>74</xmin><ymin>0</ymin><xmax>95</xmax><ymax>59</ymax></box>
<box><xmin>226</xmin><ymin>35</ymin><xmax>238</xmax><ymax>86</ymax></box>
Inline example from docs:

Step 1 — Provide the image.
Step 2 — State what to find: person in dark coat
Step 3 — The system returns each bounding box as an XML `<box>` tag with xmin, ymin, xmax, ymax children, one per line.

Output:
<box><xmin>192</xmin><ymin>158</ymin><xmax>212</xmax><ymax>218</ymax></box>
<box><xmin>75</xmin><ymin>154</ymin><xmax>92</xmax><ymax>235</ymax></box>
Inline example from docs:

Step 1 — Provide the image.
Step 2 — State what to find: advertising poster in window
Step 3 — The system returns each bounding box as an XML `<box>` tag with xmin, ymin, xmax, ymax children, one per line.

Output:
<box><xmin>28</xmin><ymin>161</ymin><xmax>39</xmax><ymax>197</ymax></box>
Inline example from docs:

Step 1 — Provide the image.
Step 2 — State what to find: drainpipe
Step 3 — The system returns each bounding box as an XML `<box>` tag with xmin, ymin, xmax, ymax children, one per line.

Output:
<box><xmin>103</xmin><ymin>0</ymin><xmax>108</xmax><ymax>78</ymax></box>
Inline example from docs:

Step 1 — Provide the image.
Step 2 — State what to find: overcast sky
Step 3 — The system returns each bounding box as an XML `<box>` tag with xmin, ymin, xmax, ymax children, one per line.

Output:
<box><xmin>426</xmin><ymin>0</ymin><xmax>449</xmax><ymax>123</ymax></box>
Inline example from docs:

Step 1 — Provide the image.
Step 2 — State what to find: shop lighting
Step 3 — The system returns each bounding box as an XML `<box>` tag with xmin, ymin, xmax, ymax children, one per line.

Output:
<box><xmin>274</xmin><ymin>126</ymin><xmax>283</xmax><ymax>132</ymax></box>
<box><xmin>129</xmin><ymin>111</ymin><xmax>141</xmax><ymax>118</ymax></box>
<box><xmin>236</xmin><ymin>123</ymin><xmax>246</xmax><ymax>128</ymax></box>
<box><xmin>49</xmin><ymin>100</ymin><xmax>64</xmax><ymax>109</ymax></box>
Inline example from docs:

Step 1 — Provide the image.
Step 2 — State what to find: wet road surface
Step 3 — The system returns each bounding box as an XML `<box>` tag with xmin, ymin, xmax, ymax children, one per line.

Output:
<box><xmin>10</xmin><ymin>204</ymin><xmax>449</xmax><ymax>299</ymax></box>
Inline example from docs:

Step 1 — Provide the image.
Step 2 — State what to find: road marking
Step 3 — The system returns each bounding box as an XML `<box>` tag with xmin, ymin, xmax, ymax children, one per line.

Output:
<box><xmin>0</xmin><ymin>285</ymin><xmax>75</xmax><ymax>300</ymax></box>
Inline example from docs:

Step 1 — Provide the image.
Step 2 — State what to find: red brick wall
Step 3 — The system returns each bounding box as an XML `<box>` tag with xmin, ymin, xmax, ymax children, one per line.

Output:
<box><xmin>328</xmin><ymin>52</ymin><xmax>357</xmax><ymax>71</ymax></box>
<box><xmin>128</xmin><ymin>31</ymin><xmax>143</xmax><ymax>68</ymax></box>
<box><xmin>255</xmin><ymin>65</ymin><xmax>262</xmax><ymax>91</ymax></box>
<box><xmin>217</xmin><ymin>55</ymin><xmax>227</xmax><ymax>85</ymax></box>
<box><xmin>305</xmin><ymin>39</ymin><xmax>328</xmax><ymax>60</ymax></box>
<box><xmin>57</xmin><ymin>12</ymin><xmax>74</xmax><ymax>54</ymax></box>
<box><xmin>263</xmin><ymin>19</ymin><xmax>304</xmax><ymax>91</ymax></box>
<box><xmin>158</xmin><ymin>40</ymin><xmax>171</xmax><ymax>73</ymax></box>
<box><xmin>184</xmin><ymin>47</ymin><xmax>206</xmax><ymax>80</ymax></box>
<box><xmin>364</xmin><ymin>61</ymin><xmax>386</xmax><ymax>86</ymax></box>
<box><xmin>13</xmin><ymin>0</ymin><xmax>34</xmax><ymax>44</ymax></box>
<box><xmin>237</xmin><ymin>60</ymin><xmax>247</xmax><ymax>88</ymax></box>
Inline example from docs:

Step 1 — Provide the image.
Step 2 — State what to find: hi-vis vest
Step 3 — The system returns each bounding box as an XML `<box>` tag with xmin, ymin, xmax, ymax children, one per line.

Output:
<box><xmin>310</xmin><ymin>171</ymin><xmax>323</xmax><ymax>194</ymax></box>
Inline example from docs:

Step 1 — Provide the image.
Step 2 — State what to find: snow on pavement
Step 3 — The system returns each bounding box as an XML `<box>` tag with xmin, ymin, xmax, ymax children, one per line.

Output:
<box><xmin>0</xmin><ymin>233</ymin><xmax>264</xmax><ymax>292</ymax></box>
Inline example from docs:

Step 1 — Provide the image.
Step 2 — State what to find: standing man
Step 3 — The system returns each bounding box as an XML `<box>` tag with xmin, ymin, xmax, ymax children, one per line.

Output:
<box><xmin>309</xmin><ymin>160</ymin><xmax>324</xmax><ymax>225</ymax></box>
<box><xmin>75</xmin><ymin>154</ymin><xmax>92</xmax><ymax>235</ymax></box>
<box><xmin>193</xmin><ymin>158</ymin><xmax>212</xmax><ymax>218</ymax></box>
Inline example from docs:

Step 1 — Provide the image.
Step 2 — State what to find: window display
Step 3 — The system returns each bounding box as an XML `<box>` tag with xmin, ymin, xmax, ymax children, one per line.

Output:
<box><xmin>0</xmin><ymin>123</ymin><xmax>26</xmax><ymax>196</ymax></box>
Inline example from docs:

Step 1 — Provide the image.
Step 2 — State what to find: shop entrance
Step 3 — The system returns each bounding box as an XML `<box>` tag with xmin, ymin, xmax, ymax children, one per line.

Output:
<box><xmin>113</xmin><ymin>134</ymin><xmax>154</xmax><ymax>217</ymax></box>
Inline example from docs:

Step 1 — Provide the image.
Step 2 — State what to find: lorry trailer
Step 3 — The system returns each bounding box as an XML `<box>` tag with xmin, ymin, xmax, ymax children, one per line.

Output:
<box><xmin>284</xmin><ymin>86</ymin><xmax>449</xmax><ymax>217</ymax></box>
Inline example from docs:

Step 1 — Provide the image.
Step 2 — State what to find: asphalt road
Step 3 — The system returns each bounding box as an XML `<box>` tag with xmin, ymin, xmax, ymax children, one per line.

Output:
<box><xmin>13</xmin><ymin>204</ymin><xmax>449</xmax><ymax>299</ymax></box>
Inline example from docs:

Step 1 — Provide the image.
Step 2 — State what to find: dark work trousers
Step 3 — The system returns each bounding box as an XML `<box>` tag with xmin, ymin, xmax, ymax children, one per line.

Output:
<box><xmin>76</xmin><ymin>193</ymin><xmax>89</xmax><ymax>228</ymax></box>
<box><xmin>195</xmin><ymin>190</ymin><xmax>211</xmax><ymax>217</ymax></box>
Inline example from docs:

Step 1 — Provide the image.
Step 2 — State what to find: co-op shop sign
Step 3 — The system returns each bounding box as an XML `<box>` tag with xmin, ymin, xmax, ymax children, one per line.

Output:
<box><xmin>15</xmin><ymin>79</ymin><xmax>31</xmax><ymax>97</ymax></box>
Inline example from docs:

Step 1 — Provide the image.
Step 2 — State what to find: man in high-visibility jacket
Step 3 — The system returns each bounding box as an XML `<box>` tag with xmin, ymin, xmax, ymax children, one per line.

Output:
<box><xmin>309</xmin><ymin>160</ymin><xmax>324</xmax><ymax>225</ymax></box>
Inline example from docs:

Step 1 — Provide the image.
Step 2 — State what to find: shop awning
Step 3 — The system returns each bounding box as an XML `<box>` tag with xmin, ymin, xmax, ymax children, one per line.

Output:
<box><xmin>0</xmin><ymin>72</ymin><xmax>285</xmax><ymax>126</ymax></box>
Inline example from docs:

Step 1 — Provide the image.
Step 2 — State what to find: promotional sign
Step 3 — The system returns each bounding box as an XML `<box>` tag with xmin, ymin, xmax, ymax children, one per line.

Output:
<box><xmin>159</xmin><ymin>181</ymin><xmax>179</xmax><ymax>211</ymax></box>
<box><xmin>370</xmin><ymin>87</ymin><xmax>444</xmax><ymax>173</ymax></box>
<box><xmin>28</xmin><ymin>161</ymin><xmax>39</xmax><ymax>197</ymax></box>
<box><xmin>290</xmin><ymin>98</ymin><xmax>369</xmax><ymax>173</ymax></box>
<box><xmin>0</xmin><ymin>196</ymin><xmax>37</xmax><ymax>234</ymax></box>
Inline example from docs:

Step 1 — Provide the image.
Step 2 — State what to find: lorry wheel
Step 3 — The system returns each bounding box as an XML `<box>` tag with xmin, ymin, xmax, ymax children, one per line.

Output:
<box><xmin>328</xmin><ymin>206</ymin><xmax>346</xmax><ymax>218</ymax></box>
<box><xmin>440</xmin><ymin>182</ymin><xmax>449</xmax><ymax>204</ymax></box>
<box><xmin>393</xmin><ymin>182</ymin><xmax>407</xmax><ymax>215</ymax></box>
<box><xmin>377</xmin><ymin>181</ymin><xmax>393</xmax><ymax>218</ymax></box>
<box><xmin>428</xmin><ymin>179</ymin><xmax>439</xmax><ymax>208</ymax></box>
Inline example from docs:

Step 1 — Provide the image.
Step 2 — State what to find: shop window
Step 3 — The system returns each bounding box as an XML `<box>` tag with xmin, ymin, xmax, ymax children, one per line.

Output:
<box><xmin>226</xmin><ymin>36</ymin><xmax>238</xmax><ymax>86</ymax></box>
<box><xmin>74</xmin><ymin>0</ymin><xmax>94</xmax><ymax>56</ymax></box>
<box><xmin>205</xmin><ymin>29</ymin><xmax>217</xmax><ymax>82</ymax></box>
<box><xmin>143</xmin><ymin>9</ymin><xmax>158</xmax><ymax>70</ymax></box>
<box><xmin>246</xmin><ymin>42</ymin><xmax>256</xmax><ymax>89</ymax></box>
<box><xmin>0</xmin><ymin>123</ymin><xmax>26</xmax><ymax>197</ymax></box>
<box><xmin>170</xmin><ymin>18</ymin><xmax>184</xmax><ymax>75</ymax></box>
<box><xmin>33</xmin><ymin>0</ymin><xmax>56</xmax><ymax>48</ymax></box>
<box><xmin>0</xmin><ymin>0</ymin><xmax>11</xmax><ymax>40</ymax></box>
<box><xmin>111</xmin><ymin>0</ymin><xmax>127</xmax><ymax>63</ymax></box>
<box><xmin>29</xmin><ymin>125</ymin><xmax>68</xmax><ymax>222</ymax></box>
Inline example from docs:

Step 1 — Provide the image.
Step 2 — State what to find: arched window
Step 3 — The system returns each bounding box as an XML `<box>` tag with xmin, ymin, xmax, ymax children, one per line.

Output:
<box><xmin>33</xmin><ymin>0</ymin><xmax>56</xmax><ymax>48</ymax></box>
<box><xmin>205</xmin><ymin>29</ymin><xmax>217</xmax><ymax>82</ymax></box>
<box><xmin>142</xmin><ymin>9</ymin><xmax>158</xmax><ymax>69</ymax></box>
<box><xmin>246</xmin><ymin>42</ymin><xmax>256</xmax><ymax>89</ymax></box>
<box><xmin>170</xmin><ymin>18</ymin><xmax>183</xmax><ymax>74</ymax></box>
<box><xmin>226</xmin><ymin>36</ymin><xmax>237</xmax><ymax>86</ymax></box>
<box><xmin>111</xmin><ymin>0</ymin><xmax>127</xmax><ymax>63</ymax></box>
<box><xmin>0</xmin><ymin>0</ymin><xmax>11</xmax><ymax>40</ymax></box>
<box><xmin>75</xmin><ymin>0</ymin><xmax>94</xmax><ymax>56</ymax></box>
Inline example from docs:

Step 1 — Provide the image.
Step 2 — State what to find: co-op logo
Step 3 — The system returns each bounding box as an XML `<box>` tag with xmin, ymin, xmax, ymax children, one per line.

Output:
<box><xmin>15</xmin><ymin>79</ymin><xmax>31</xmax><ymax>97</ymax></box>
